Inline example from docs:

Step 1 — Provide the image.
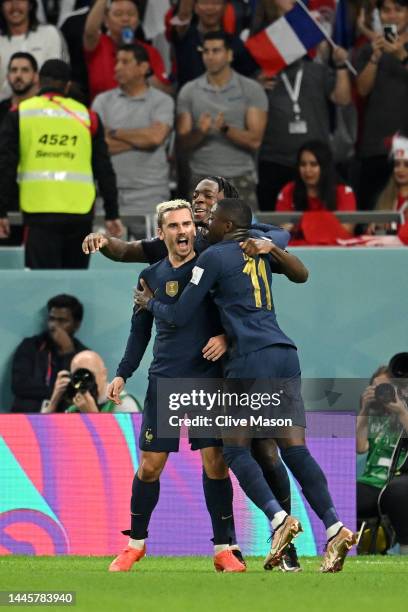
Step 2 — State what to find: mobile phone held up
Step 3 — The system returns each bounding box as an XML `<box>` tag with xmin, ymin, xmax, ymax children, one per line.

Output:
<box><xmin>383</xmin><ymin>24</ymin><xmax>398</xmax><ymax>42</ymax></box>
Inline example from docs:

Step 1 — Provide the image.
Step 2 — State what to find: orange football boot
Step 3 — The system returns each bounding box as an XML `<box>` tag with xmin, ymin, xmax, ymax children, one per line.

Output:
<box><xmin>108</xmin><ymin>545</ymin><xmax>146</xmax><ymax>572</ymax></box>
<box><xmin>214</xmin><ymin>548</ymin><xmax>246</xmax><ymax>573</ymax></box>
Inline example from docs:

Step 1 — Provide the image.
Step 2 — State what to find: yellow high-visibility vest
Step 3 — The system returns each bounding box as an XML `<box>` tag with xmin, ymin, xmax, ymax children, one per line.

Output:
<box><xmin>18</xmin><ymin>94</ymin><xmax>96</xmax><ymax>214</ymax></box>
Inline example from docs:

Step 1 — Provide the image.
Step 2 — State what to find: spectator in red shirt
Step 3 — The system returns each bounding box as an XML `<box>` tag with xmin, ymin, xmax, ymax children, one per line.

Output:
<box><xmin>83</xmin><ymin>0</ymin><xmax>172</xmax><ymax>101</ymax></box>
<box><xmin>276</xmin><ymin>140</ymin><xmax>356</xmax><ymax>243</ymax></box>
<box><xmin>376</xmin><ymin>133</ymin><xmax>408</xmax><ymax>217</ymax></box>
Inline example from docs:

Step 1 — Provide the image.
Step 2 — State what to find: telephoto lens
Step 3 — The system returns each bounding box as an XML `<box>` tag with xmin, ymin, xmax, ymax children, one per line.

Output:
<box><xmin>374</xmin><ymin>383</ymin><xmax>397</xmax><ymax>405</ymax></box>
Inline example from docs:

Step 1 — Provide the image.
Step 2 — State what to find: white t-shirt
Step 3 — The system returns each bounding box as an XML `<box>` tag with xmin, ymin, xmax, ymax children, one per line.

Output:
<box><xmin>0</xmin><ymin>25</ymin><xmax>69</xmax><ymax>100</ymax></box>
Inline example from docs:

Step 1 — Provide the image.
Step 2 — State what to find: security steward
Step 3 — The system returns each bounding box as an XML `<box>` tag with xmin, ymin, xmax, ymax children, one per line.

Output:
<box><xmin>0</xmin><ymin>59</ymin><xmax>123</xmax><ymax>269</ymax></box>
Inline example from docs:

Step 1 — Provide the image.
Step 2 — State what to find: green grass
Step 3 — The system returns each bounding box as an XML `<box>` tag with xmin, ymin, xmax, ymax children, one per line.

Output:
<box><xmin>0</xmin><ymin>556</ymin><xmax>407</xmax><ymax>612</ymax></box>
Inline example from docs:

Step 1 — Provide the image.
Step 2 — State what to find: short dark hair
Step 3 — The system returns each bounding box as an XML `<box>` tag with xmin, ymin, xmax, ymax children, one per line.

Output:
<box><xmin>39</xmin><ymin>59</ymin><xmax>71</xmax><ymax>82</ymax></box>
<box><xmin>217</xmin><ymin>198</ymin><xmax>252</xmax><ymax>229</ymax></box>
<box><xmin>0</xmin><ymin>0</ymin><xmax>39</xmax><ymax>35</ymax></box>
<box><xmin>377</xmin><ymin>0</ymin><xmax>408</xmax><ymax>8</ymax></box>
<box><xmin>117</xmin><ymin>42</ymin><xmax>150</xmax><ymax>64</ymax></box>
<box><xmin>8</xmin><ymin>52</ymin><xmax>38</xmax><ymax>73</ymax></box>
<box><xmin>39</xmin><ymin>59</ymin><xmax>71</xmax><ymax>91</ymax></box>
<box><xmin>202</xmin><ymin>30</ymin><xmax>233</xmax><ymax>50</ymax></box>
<box><xmin>47</xmin><ymin>295</ymin><xmax>84</xmax><ymax>323</ymax></box>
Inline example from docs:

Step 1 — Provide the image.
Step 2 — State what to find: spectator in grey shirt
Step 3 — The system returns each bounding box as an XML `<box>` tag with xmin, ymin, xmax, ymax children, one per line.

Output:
<box><xmin>256</xmin><ymin>46</ymin><xmax>351</xmax><ymax>211</ymax></box>
<box><xmin>177</xmin><ymin>30</ymin><xmax>268</xmax><ymax>211</ymax></box>
<box><xmin>92</xmin><ymin>42</ymin><xmax>174</xmax><ymax>237</ymax></box>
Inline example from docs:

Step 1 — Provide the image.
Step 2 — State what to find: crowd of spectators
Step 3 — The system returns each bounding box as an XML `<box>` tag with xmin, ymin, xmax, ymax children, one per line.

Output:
<box><xmin>0</xmin><ymin>0</ymin><xmax>407</xmax><ymax>250</ymax></box>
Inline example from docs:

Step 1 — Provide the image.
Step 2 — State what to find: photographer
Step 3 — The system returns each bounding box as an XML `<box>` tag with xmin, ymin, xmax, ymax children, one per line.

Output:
<box><xmin>43</xmin><ymin>350</ymin><xmax>139</xmax><ymax>413</ymax></box>
<box><xmin>357</xmin><ymin>358</ymin><xmax>408</xmax><ymax>555</ymax></box>
<box><xmin>11</xmin><ymin>294</ymin><xmax>87</xmax><ymax>413</ymax></box>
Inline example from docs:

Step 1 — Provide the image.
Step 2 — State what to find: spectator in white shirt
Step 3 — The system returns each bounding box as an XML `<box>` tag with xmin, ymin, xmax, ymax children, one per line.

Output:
<box><xmin>0</xmin><ymin>0</ymin><xmax>69</xmax><ymax>99</ymax></box>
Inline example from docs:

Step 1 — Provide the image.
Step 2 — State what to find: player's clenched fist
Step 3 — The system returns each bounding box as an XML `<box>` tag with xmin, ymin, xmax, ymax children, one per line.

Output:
<box><xmin>82</xmin><ymin>232</ymin><xmax>109</xmax><ymax>254</ymax></box>
<box><xmin>107</xmin><ymin>376</ymin><xmax>125</xmax><ymax>405</ymax></box>
<box><xmin>134</xmin><ymin>278</ymin><xmax>153</xmax><ymax>308</ymax></box>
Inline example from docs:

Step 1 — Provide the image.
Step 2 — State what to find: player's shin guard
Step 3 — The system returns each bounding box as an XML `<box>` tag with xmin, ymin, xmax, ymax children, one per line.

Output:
<box><xmin>280</xmin><ymin>445</ymin><xmax>339</xmax><ymax>528</ymax></box>
<box><xmin>222</xmin><ymin>446</ymin><xmax>282</xmax><ymax>520</ymax></box>
<box><xmin>202</xmin><ymin>470</ymin><xmax>236</xmax><ymax>545</ymax></box>
<box><xmin>123</xmin><ymin>474</ymin><xmax>160</xmax><ymax>540</ymax></box>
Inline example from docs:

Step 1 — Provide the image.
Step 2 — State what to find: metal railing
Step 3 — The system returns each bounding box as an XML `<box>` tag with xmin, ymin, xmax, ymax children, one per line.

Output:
<box><xmin>5</xmin><ymin>210</ymin><xmax>404</xmax><ymax>242</ymax></box>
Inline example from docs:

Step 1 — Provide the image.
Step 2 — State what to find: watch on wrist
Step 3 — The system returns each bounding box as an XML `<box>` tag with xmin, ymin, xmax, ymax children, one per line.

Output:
<box><xmin>108</xmin><ymin>128</ymin><xmax>117</xmax><ymax>138</ymax></box>
<box><xmin>220</xmin><ymin>124</ymin><xmax>230</xmax><ymax>135</ymax></box>
<box><xmin>401</xmin><ymin>55</ymin><xmax>408</xmax><ymax>66</ymax></box>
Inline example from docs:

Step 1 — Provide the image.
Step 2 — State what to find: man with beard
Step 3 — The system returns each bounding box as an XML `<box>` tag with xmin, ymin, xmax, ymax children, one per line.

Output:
<box><xmin>11</xmin><ymin>294</ymin><xmax>87</xmax><ymax>413</ymax></box>
<box><xmin>0</xmin><ymin>52</ymin><xmax>38</xmax><ymax>244</ymax></box>
<box><xmin>106</xmin><ymin>200</ymin><xmax>246</xmax><ymax>573</ymax></box>
<box><xmin>0</xmin><ymin>52</ymin><xmax>38</xmax><ymax>124</ymax></box>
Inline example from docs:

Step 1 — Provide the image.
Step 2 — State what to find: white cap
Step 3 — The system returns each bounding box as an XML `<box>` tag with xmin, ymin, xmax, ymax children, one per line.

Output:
<box><xmin>391</xmin><ymin>134</ymin><xmax>408</xmax><ymax>160</ymax></box>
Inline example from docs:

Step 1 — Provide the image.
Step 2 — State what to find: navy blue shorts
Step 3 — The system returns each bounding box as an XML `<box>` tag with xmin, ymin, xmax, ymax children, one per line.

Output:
<box><xmin>224</xmin><ymin>344</ymin><xmax>306</xmax><ymax>429</ymax></box>
<box><xmin>139</xmin><ymin>376</ymin><xmax>223</xmax><ymax>453</ymax></box>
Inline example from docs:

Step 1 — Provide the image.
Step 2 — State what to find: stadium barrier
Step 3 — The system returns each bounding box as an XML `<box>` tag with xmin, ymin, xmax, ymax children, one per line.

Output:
<box><xmin>0</xmin><ymin>248</ymin><xmax>407</xmax><ymax>411</ymax></box>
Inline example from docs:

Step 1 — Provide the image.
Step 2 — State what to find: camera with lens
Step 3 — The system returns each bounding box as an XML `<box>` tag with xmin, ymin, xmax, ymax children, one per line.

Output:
<box><xmin>63</xmin><ymin>368</ymin><xmax>98</xmax><ymax>403</ymax></box>
<box><xmin>374</xmin><ymin>353</ymin><xmax>408</xmax><ymax>405</ymax></box>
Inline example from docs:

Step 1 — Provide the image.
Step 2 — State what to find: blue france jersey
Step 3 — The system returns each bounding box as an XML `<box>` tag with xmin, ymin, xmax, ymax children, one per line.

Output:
<box><xmin>149</xmin><ymin>240</ymin><xmax>295</xmax><ymax>357</ymax></box>
<box><xmin>117</xmin><ymin>256</ymin><xmax>222</xmax><ymax>380</ymax></box>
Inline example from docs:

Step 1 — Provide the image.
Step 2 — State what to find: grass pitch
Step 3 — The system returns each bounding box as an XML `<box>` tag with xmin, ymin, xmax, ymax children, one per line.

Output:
<box><xmin>0</xmin><ymin>556</ymin><xmax>406</xmax><ymax>612</ymax></box>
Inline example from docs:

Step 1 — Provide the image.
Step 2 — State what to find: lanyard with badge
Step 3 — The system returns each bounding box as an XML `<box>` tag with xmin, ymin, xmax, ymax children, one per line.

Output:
<box><xmin>281</xmin><ymin>68</ymin><xmax>308</xmax><ymax>135</ymax></box>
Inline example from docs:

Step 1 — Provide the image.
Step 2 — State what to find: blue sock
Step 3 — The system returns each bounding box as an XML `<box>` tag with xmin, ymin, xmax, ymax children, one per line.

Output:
<box><xmin>262</xmin><ymin>457</ymin><xmax>291</xmax><ymax>514</ymax></box>
<box><xmin>122</xmin><ymin>475</ymin><xmax>160</xmax><ymax>540</ymax></box>
<box><xmin>202</xmin><ymin>470</ymin><xmax>236</xmax><ymax>545</ymax></box>
<box><xmin>280</xmin><ymin>445</ymin><xmax>339</xmax><ymax>529</ymax></box>
<box><xmin>222</xmin><ymin>446</ymin><xmax>282</xmax><ymax>520</ymax></box>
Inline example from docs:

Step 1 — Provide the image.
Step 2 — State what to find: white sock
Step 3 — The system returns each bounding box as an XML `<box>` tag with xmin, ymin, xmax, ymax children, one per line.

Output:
<box><xmin>128</xmin><ymin>537</ymin><xmax>145</xmax><ymax>550</ymax></box>
<box><xmin>214</xmin><ymin>544</ymin><xmax>230</xmax><ymax>554</ymax></box>
<box><xmin>271</xmin><ymin>511</ymin><xmax>288</xmax><ymax>531</ymax></box>
<box><xmin>399</xmin><ymin>544</ymin><xmax>408</xmax><ymax>555</ymax></box>
<box><xmin>229</xmin><ymin>544</ymin><xmax>241</xmax><ymax>551</ymax></box>
<box><xmin>326</xmin><ymin>522</ymin><xmax>343</xmax><ymax>540</ymax></box>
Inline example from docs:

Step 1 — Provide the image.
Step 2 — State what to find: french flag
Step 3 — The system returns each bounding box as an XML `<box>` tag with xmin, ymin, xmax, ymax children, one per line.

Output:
<box><xmin>245</xmin><ymin>2</ymin><xmax>325</xmax><ymax>76</ymax></box>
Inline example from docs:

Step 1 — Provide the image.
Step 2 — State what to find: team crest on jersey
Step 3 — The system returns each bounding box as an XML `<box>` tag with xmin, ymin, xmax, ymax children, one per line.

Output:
<box><xmin>166</xmin><ymin>281</ymin><xmax>179</xmax><ymax>297</ymax></box>
<box><xmin>145</xmin><ymin>428</ymin><xmax>154</xmax><ymax>443</ymax></box>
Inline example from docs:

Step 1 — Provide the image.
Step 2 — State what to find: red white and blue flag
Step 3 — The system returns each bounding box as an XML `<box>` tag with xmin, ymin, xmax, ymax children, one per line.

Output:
<box><xmin>245</xmin><ymin>2</ymin><xmax>326</xmax><ymax>76</ymax></box>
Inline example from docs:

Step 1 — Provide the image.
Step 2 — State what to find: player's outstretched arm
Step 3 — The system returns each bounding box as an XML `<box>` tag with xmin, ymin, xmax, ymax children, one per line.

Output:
<box><xmin>82</xmin><ymin>233</ymin><xmax>149</xmax><ymax>263</ymax></box>
<box><xmin>240</xmin><ymin>238</ymin><xmax>308</xmax><ymax>283</ymax></box>
<box><xmin>135</xmin><ymin>250</ymin><xmax>222</xmax><ymax>327</ymax></box>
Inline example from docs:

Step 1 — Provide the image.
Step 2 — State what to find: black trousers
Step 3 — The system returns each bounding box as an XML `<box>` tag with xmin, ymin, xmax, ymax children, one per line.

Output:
<box><xmin>257</xmin><ymin>160</ymin><xmax>296</xmax><ymax>211</ymax></box>
<box><xmin>357</xmin><ymin>476</ymin><xmax>408</xmax><ymax>545</ymax></box>
<box><xmin>25</xmin><ymin>219</ymin><xmax>93</xmax><ymax>269</ymax></box>
<box><xmin>356</xmin><ymin>155</ymin><xmax>393</xmax><ymax>211</ymax></box>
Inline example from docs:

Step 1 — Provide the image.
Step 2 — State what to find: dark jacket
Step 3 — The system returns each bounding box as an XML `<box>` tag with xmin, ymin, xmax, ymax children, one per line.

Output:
<box><xmin>11</xmin><ymin>331</ymin><xmax>87</xmax><ymax>413</ymax></box>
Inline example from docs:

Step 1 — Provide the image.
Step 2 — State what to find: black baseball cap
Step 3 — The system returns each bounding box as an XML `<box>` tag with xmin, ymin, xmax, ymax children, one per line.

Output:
<box><xmin>39</xmin><ymin>60</ymin><xmax>71</xmax><ymax>83</ymax></box>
